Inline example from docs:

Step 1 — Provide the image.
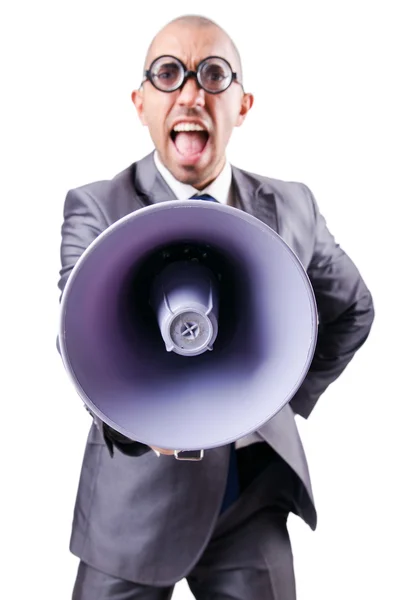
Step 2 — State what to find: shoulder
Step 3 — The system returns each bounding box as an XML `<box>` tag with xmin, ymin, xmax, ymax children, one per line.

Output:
<box><xmin>235</xmin><ymin>165</ymin><xmax>312</xmax><ymax>198</ymax></box>
<box><xmin>68</xmin><ymin>163</ymin><xmax>135</xmax><ymax>202</ymax></box>
<box><xmin>233</xmin><ymin>165</ymin><xmax>316</xmax><ymax>218</ymax></box>
<box><xmin>63</xmin><ymin>162</ymin><xmax>143</xmax><ymax>226</ymax></box>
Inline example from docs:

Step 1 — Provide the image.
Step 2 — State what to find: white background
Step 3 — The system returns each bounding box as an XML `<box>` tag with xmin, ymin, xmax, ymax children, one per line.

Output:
<box><xmin>1</xmin><ymin>1</ymin><xmax>395</xmax><ymax>598</ymax></box>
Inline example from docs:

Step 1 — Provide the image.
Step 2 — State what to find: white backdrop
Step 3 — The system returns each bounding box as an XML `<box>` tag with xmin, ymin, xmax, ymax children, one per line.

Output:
<box><xmin>1</xmin><ymin>1</ymin><xmax>395</xmax><ymax>599</ymax></box>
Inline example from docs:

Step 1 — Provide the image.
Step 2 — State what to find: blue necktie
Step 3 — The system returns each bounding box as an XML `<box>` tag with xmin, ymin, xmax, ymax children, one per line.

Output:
<box><xmin>190</xmin><ymin>193</ymin><xmax>218</xmax><ymax>203</ymax></box>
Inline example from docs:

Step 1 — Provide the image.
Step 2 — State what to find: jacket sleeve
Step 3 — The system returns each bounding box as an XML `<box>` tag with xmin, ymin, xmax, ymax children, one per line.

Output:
<box><xmin>289</xmin><ymin>185</ymin><xmax>375</xmax><ymax>418</ymax></box>
<box><xmin>58</xmin><ymin>187</ymin><xmax>151</xmax><ymax>457</ymax></box>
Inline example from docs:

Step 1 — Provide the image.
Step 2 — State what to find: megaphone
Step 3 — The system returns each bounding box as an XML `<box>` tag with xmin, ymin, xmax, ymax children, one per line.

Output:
<box><xmin>59</xmin><ymin>199</ymin><xmax>317</xmax><ymax>453</ymax></box>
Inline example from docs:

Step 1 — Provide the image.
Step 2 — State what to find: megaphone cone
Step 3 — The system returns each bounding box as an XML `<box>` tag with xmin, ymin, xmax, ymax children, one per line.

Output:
<box><xmin>59</xmin><ymin>200</ymin><xmax>317</xmax><ymax>451</ymax></box>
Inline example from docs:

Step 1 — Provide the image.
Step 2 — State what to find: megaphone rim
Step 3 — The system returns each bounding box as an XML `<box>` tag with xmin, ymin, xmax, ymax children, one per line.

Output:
<box><xmin>58</xmin><ymin>199</ymin><xmax>318</xmax><ymax>449</ymax></box>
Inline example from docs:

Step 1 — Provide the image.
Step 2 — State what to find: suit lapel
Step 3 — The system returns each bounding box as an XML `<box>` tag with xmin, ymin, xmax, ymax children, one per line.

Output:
<box><xmin>133</xmin><ymin>152</ymin><xmax>177</xmax><ymax>205</ymax></box>
<box><xmin>231</xmin><ymin>166</ymin><xmax>279</xmax><ymax>234</ymax></box>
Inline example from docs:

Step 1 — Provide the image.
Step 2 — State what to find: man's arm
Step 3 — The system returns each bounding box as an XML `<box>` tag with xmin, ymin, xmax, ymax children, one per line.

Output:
<box><xmin>289</xmin><ymin>185</ymin><xmax>375</xmax><ymax>418</ymax></box>
<box><xmin>58</xmin><ymin>187</ymin><xmax>152</xmax><ymax>457</ymax></box>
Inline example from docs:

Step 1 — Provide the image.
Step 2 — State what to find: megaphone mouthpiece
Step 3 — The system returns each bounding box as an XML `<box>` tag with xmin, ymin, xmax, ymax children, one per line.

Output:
<box><xmin>150</xmin><ymin>261</ymin><xmax>219</xmax><ymax>356</ymax></box>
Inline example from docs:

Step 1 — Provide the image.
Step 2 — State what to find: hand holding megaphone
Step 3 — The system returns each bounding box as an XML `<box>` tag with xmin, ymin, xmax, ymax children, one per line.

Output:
<box><xmin>150</xmin><ymin>446</ymin><xmax>175</xmax><ymax>457</ymax></box>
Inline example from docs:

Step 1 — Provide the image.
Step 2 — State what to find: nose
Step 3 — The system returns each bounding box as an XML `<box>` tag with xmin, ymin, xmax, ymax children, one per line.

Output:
<box><xmin>176</xmin><ymin>76</ymin><xmax>205</xmax><ymax>108</ymax></box>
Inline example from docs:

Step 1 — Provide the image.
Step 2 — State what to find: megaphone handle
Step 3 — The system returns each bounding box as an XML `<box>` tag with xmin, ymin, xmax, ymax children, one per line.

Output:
<box><xmin>84</xmin><ymin>405</ymin><xmax>102</xmax><ymax>432</ymax></box>
<box><xmin>174</xmin><ymin>450</ymin><xmax>204</xmax><ymax>461</ymax></box>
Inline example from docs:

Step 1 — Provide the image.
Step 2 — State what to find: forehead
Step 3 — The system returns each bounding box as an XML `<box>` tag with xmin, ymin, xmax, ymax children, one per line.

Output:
<box><xmin>147</xmin><ymin>24</ymin><xmax>237</xmax><ymax>69</ymax></box>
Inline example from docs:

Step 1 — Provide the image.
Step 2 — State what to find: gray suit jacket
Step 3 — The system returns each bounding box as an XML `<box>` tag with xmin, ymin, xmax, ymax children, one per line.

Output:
<box><xmin>58</xmin><ymin>152</ymin><xmax>374</xmax><ymax>585</ymax></box>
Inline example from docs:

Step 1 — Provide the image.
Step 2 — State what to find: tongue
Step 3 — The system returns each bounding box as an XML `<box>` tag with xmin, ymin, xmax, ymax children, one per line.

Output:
<box><xmin>174</xmin><ymin>132</ymin><xmax>207</xmax><ymax>156</ymax></box>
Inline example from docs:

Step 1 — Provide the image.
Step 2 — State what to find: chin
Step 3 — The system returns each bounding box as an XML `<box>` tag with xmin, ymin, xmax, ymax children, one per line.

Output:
<box><xmin>168</xmin><ymin>152</ymin><xmax>219</xmax><ymax>185</ymax></box>
<box><xmin>173</xmin><ymin>165</ymin><xmax>212</xmax><ymax>188</ymax></box>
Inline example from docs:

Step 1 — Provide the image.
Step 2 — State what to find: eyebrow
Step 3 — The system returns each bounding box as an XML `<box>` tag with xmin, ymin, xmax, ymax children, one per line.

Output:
<box><xmin>147</xmin><ymin>55</ymin><xmax>234</xmax><ymax>70</ymax></box>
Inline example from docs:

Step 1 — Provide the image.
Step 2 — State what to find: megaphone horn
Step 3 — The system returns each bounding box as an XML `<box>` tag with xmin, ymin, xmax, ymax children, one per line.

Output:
<box><xmin>59</xmin><ymin>200</ymin><xmax>317</xmax><ymax>453</ymax></box>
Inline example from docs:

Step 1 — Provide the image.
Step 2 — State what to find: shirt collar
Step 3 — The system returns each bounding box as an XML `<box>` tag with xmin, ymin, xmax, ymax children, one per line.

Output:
<box><xmin>153</xmin><ymin>151</ymin><xmax>232</xmax><ymax>205</ymax></box>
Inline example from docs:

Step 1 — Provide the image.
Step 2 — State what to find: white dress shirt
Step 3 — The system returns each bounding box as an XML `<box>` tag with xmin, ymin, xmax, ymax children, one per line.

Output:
<box><xmin>154</xmin><ymin>151</ymin><xmax>233</xmax><ymax>205</ymax></box>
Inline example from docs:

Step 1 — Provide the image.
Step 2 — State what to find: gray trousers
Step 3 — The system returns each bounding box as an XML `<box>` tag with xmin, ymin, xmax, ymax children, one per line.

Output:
<box><xmin>72</xmin><ymin>507</ymin><xmax>296</xmax><ymax>600</ymax></box>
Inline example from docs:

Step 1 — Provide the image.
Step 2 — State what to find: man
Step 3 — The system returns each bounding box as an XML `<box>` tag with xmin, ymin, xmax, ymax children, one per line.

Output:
<box><xmin>58</xmin><ymin>15</ymin><xmax>374</xmax><ymax>600</ymax></box>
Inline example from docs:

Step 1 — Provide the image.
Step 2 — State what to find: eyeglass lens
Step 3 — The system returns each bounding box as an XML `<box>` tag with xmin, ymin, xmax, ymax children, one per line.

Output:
<box><xmin>149</xmin><ymin>56</ymin><xmax>233</xmax><ymax>93</ymax></box>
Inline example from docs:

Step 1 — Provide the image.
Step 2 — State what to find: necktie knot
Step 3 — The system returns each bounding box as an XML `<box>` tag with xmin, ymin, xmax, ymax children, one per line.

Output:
<box><xmin>190</xmin><ymin>193</ymin><xmax>218</xmax><ymax>203</ymax></box>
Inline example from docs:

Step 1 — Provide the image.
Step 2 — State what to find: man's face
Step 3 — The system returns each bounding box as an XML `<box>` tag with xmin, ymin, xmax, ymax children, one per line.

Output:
<box><xmin>132</xmin><ymin>24</ymin><xmax>253</xmax><ymax>189</ymax></box>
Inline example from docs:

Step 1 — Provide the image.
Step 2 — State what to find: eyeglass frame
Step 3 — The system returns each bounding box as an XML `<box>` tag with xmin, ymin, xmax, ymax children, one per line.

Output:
<box><xmin>140</xmin><ymin>55</ymin><xmax>244</xmax><ymax>95</ymax></box>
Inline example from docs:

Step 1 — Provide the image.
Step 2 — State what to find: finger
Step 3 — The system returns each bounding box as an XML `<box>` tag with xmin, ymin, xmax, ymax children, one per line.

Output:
<box><xmin>150</xmin><ymin>446</ymin><xmax>175</xmax><ymax>456</ymax></box>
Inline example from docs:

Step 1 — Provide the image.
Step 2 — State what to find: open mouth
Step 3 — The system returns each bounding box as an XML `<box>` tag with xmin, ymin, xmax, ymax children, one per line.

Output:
<box><xmin>170</xmin><ymin>123</ymin><xmax>210</xmax><ymax>159</ymax></box>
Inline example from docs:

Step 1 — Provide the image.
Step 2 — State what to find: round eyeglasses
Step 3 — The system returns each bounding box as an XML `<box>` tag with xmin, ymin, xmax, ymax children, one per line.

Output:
<box><xmin>141</xmin><ymin>55</ymin><xmax>243</xmax><ymax>95</ymax></box>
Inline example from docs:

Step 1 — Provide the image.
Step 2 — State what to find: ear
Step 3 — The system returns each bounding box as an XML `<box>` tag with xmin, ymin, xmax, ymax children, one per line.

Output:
<box><xmin>131</xmin><ymin>89</ymin><xmax>148</xmax><ymax>126</ymax></box>
<box><xmin>236</xmin><ymin>93</ymin><xmax>254</xmax><ymax>127</ymax></box>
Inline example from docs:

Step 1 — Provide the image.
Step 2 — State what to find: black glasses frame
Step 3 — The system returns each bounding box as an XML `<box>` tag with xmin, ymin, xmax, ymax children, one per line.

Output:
<box><xmin>141</xmin><ymin>55</ymin><xmax>243</xmax><ymax>95</ymax></box>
